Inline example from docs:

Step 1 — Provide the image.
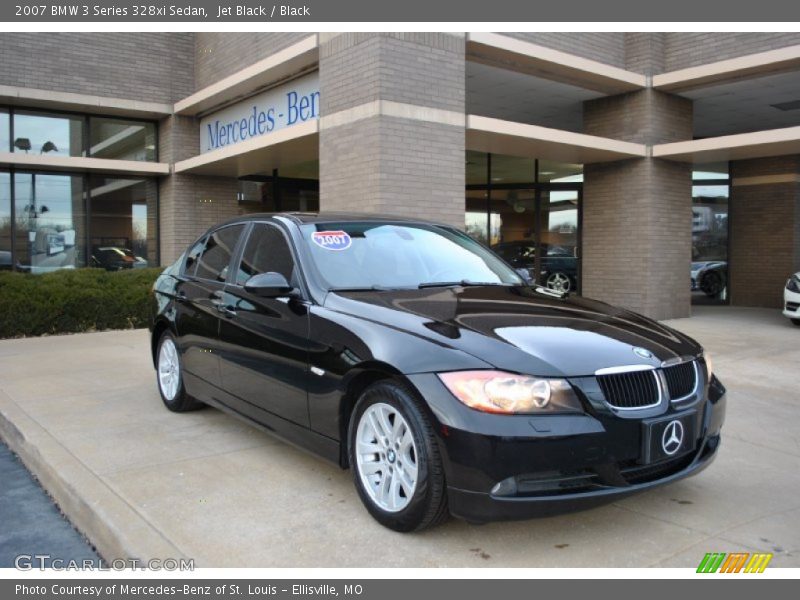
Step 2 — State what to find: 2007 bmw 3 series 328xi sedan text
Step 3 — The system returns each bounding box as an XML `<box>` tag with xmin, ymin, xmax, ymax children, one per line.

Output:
<box><xmin>150</xmin><ymin>213</ymin><xmax>726</xmax><ymax>532</ymax></box>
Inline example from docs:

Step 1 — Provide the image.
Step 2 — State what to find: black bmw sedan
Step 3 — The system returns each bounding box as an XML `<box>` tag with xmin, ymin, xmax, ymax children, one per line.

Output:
<box><xmin>150</xmin><ymin>213</ymin><xmax>726</xmax><ymax>532</ymax></box>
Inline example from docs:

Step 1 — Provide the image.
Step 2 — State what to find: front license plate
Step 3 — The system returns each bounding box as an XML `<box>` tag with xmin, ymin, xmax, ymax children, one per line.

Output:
<box><xmin>642</xmin><ymin>410</ymin><xmax>697</xmax><ymax>464</ymax></box>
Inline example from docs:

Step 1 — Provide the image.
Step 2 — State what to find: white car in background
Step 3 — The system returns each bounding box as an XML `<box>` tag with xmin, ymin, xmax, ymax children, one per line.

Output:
<box><xmin>784</xmin><ymin>272</ymin><xmax>800</xmax><ymax>326</ymax></box>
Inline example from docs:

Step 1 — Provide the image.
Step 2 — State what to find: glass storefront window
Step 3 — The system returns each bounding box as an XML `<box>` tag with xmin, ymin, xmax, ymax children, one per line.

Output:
<box><xmin>693</xmin><ymin>162</ymin><xmax>729</xmax><ymax>181</ymax></box>
<box><xmin>538</xmin><ymin>160</ymin><xmax>583</xmax><ymax>183</ymax></box>
<box><xmin>89</xmin><ymin>117</ymin><xmax>156</xmax><ymax>162</ymax></box>
<box><xmin>1</xmin><ymin>171</ymin><xmax>10</xmax><ymax>270</ymax></box>
<box><xmin>237</xmin><ymin>161</ymin><xmax>319</xmax><ymax>213</ymax></box>
<box><xmin>465</xmin><ymin>150</ymin><xmax>488</xmax><ymax>186</ymax></box>
<box><xmin>691</xmin><ymin>163</ymin><xmax>729</xmax><ymax>304</ymax></box>
<box><xmin>692</xmin><ymin>184</ymin><xmax>729</xmax><ymax>303</ymax></box>
<box><xmin>12</xmin><ymin>111</ymin><xmax>84</xmax><ymax>157</ymax></box>
<box><xmin>88</xmin><ymin>176</ymin><xmax>158</xmax><ymax>269</ymax></box>
<box><xmin>0</xmin><ymin>110</ymin><xmax>9</xmax><ymax>152</ymax></box>
<box><xmin>540</xmin><ymin>191</ymin><xmax>579</xmax><ymax>293</ymax></box>
<box><xmin>465</xmin><ymin>152</ymin><xmax>583</xmax><ymax>292</ymax></box>
<box><xmin>14</xmin><ymin>172</ymin><xmax>86</xmax><ymax>272</ymax></box>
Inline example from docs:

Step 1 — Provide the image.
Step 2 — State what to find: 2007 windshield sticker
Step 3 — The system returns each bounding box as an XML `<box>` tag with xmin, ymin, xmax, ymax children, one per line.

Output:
<box><xmin>312</xmin><ymin>230</ymin><xmax>352</xmax><ymax>251</ymax></box>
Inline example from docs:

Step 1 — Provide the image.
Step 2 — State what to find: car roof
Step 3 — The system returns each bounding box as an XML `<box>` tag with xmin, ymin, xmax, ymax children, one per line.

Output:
<box><xmin>216</xmin><ymin>212</ymin><xmax>444</xmax><ymax>228</ymax></box>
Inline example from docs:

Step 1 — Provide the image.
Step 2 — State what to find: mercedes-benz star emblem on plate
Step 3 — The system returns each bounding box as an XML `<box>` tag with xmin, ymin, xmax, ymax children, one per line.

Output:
<box><xmin>633</xmin><ymin>346</ymin><xmax>653</xmax><ymax>359</ymax></box>
<box><xmin>662</xmin><ymin>420</ymin><xmax>684</xmax><ymax>456</ymax></box>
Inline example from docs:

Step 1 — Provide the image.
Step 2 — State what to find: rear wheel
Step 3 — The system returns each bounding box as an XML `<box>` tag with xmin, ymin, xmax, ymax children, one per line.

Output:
<box><xmin>348</xmin><ymin>380</ymin><xmax>449</xmax><ymax>532</ymax></box>
<box><xmin>156</xmin><ymin>332</ymin><xmax>203</xmax><ymax>412</ymax></box>
<box><xmin>792</xmin><ymin>319</ymin><xmax>800</xmax><ymax>327</ymax></box>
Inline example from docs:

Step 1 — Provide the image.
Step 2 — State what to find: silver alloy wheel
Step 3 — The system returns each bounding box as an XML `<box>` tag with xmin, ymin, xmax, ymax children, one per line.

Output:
<box><xmin>355</xmin><ymin>402</ymin><xmax>419</xmax><ymax>513</ymax></box>
<box><xmin>546</xmin><ymin>272</ymin><xmax>572</xmax><ymax>293</ymax></box>
<box><xmin>158</xmin><ymin>337</ymin><xmax>180</xmax><ymax>401</ymax></box>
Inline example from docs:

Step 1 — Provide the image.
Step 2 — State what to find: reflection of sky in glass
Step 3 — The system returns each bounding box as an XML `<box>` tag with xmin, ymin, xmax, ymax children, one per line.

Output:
<box><xmin>693</xmin><ymin>171</ymin><xmax>729</xmax><ymax>180</ymax></box>
<box><xmin>551</xmin><ymin>173</ymin><xmax>583</xmax><ymax>183</ymax></box>
<box><xmin>546</xmin><ymin>209</ymin><xmax>577</xmax><ymax>232</ymax></box>
<box><xmin>1</xmin><ymin>173</ymin><xmax>8</xmax><ymax>254</ymax></box>
<box><xmin>13</xmin><ymin>114</ymin><xmax>81</xmax><ymax>156</ymax></box>
<box><xmin>693</xmin><ymin>185</ymin><xmax>729</xmax><ymax>199</ymax></box>
<box><xmin>0</xmin><ymin>112</ymin><xmax>9</xmax><ymax>152</ymax></box>
<box><xmin>132</xmin><ymin>203</ymin><xmax>147</xmax><ymax>241</ymax></box>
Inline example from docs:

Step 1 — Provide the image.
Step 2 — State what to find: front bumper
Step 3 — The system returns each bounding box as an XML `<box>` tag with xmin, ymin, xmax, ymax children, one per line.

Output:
<box><xmin>783</xmin><ymin>287</ymin><xmax>800</xmax><ymax>320</ymax></box>
<box><xmin>407</xmin><ymin>371</ymin><xmax>726</xmax><ymax>523</ymax></box>
<box><xmin>447</xmin><ymin>434</ymin><xmax>720</xmax><ymax>522</ymax></box>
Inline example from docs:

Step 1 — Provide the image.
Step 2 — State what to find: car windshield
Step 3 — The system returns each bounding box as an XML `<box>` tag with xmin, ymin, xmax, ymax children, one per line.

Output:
<box><xmin>298</xmin><ymin>222</ymin><xmax>523</xmax><ymax>290</ymax></box>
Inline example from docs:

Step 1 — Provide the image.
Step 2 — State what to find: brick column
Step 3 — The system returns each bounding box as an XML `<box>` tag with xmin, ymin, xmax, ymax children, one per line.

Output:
<box><xmin>157</xmin><ymin>115</ymin><xmax>239</xmax><ymax>265</ymax></box>
<box><xmin>318</xmin><ymin>33</ymin><xmax>465</xmax><ymax>229</ymax></box>
<box><xmin>729</xmin><ymin>156</ymin><xmax>800</xmax><ymax>308</ymax></box>
<box><xmin>582</xmin><ymin>89</ymin><xmax>693</xmax><ymax>320</ymax></box>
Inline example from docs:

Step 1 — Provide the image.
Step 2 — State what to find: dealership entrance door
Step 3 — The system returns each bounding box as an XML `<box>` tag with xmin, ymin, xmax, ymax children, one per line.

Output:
<box><xmin>466</xmin><ymin>152</ymin><xmax>582</xmax><ymax>293</ymax></box>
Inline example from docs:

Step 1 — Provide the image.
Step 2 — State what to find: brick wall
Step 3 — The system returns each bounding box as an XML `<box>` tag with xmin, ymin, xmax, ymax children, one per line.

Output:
<box><xmin>319</xmin><ymin>33</ymin><xmax>465</xmax><ymax>229</ymax></box>
<box><xmin>624</xmin><ymin>33</ymin><xmax>666</xmax><ymax>75</ymax></box>
<box><xmin>0</xmin><ymin>33</ymin><xmax>193</xmax><ymax>104</ymax></box>
<box><xmin>664</xmin><ymin>33</ymin><xmax>800</xmax><ymax>71</ymax></box>
<box><xmin>583</xmin><ymin>88</ymin><xmax>692</xmax><ymax>144</ymax></box>
<box><xmin>320</xmin><ymin>33</ymin><xmax>465</xmax><ymax>114</ymax></box>
<box><xmin>582</xmin><ymin>89</ymin><xmax>693</xmax><ymax>320</ymax></box>
<box><xmin>194</xmin><ymin>32</ymin><xmax>310</xmax><ymax>90</ymax></box>
<box><xmin>504</xmin><ymin>33</ymin><xmax>626</xmax><ymax>68</ymax></box>
<box><xmin>157</xmin><ymin>114</ymin><xmax>240</xmax><ymax>264</ymax></box>
<box><xmin>729</xmin><ymin>156</ymin><xmax>800</xmax><ymax>308</ymax></box>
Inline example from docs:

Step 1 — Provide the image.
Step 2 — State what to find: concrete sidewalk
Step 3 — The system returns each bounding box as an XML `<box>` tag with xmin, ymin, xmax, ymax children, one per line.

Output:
<box><xmin>0</xmin><ymin>306</ymin><xmax>798</xmax><ymax>567</ymax></box>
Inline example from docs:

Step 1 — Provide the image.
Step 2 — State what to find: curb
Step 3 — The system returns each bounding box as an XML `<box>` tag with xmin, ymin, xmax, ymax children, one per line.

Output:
<box><xmin>0</xmin><ymin>389</ymin><xmax>188</xmax><ymax>565</ymax></box>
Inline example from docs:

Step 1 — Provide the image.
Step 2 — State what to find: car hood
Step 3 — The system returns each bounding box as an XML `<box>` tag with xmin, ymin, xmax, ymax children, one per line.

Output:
<box><xmin>324</xmin><ymin>286</ymin><xmax>702</xmax><ymax>377</ymax></box>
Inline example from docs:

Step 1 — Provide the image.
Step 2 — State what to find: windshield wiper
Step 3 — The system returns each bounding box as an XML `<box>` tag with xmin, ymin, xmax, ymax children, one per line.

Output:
<box><xmin>418</xmin><ymin>280</ymin><xmax>508</xmax><ymax>289</ymax></box>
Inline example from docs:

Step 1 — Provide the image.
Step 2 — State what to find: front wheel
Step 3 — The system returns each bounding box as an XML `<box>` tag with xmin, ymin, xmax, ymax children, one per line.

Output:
<box><xmin>701</xmin><ymin>270</ymin><xmax>725</xmax><ymax>297</ymax></box>
<box><xmin>156</xmin><ymin>331</ymin><xmax>203</xmax><ymax>412</ymax></box>
<box><xmin>792</xmin><ymin>319</ymin><xmax>800</xmax><ymax>327</ymax></box>
<box><xmin>348</xmin><ymin>380</ymin><xmax>449</xmax><ymax>532</ymax></box>
<box><xmin>545</xmin><ymin>271</ymin><xmax>572</xmax><ymax>293</ymax></box>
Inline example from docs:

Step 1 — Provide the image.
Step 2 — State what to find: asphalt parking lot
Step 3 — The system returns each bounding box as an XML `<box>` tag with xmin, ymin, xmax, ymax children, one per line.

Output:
<box><xmin>0</xmin><ymin>441</ymin><xmax>100</xmax><ymax>568</ymax></box>
<box><xmin>0</xmin><ymin>306</ymin><xmax>797</xmax><ymax>568</ymax></box>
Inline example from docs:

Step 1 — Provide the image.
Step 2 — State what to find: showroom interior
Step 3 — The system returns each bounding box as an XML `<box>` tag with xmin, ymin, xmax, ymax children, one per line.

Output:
<box><xmin>1</xmin><ymin>32</ymin><xmax>799</xmax><ymax>320</ymax></box>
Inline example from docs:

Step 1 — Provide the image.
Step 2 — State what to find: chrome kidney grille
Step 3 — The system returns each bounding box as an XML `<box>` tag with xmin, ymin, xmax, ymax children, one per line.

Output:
<box><xmin>596</xmin><ymin>369</ymin><xmax>660</xmax><ymax>409</ymax></box>
<box><xmin>597</xmin><ymin>360</ymin><xmax>699</xmax><ymax>409</ymax></box>
<box><xmin>662</xmin><ymin>361</ymin><xmax>698</xmax><ymax>401</ymax></box>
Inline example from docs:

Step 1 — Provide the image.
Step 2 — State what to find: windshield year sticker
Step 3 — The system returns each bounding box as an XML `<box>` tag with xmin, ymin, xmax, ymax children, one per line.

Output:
<box><xmin>312</xmin><ymin>230</ymin><xmax>352</xmax><ymax>251</ymax></box>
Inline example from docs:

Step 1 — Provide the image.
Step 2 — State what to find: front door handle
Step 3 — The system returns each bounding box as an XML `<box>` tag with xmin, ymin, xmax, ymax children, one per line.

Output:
<box><xmin>175</xmin><ymin>291</ymin><xmax>187</xmax><ymax>303</ymax></box>
<box><xmin>216</xmin><ymin>304</ymin><xmax>237</xmax><ymax>318</ymax></box>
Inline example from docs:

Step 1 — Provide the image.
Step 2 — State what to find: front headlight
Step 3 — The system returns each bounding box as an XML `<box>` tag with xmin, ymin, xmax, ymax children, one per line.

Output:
<box><xmin>786</xmin><ymin>276</ymin><xmax>800</xmax><ymax>293</ymax></box>
<box><xmin>437</xmin><ymin>370</ymin><xmax>583</xmax><ymax>414</ymax></box>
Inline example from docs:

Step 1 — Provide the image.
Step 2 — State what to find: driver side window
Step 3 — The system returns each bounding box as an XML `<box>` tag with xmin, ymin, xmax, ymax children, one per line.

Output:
<box><xmin>235</xmin><ymin>223</ymin><xmax>297</xmax><ymax>287</ymax></box>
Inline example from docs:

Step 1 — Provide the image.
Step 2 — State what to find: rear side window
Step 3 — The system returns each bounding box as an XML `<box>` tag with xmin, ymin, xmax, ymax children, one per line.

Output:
<box><xmin>235</xmin><ymin>223</ymin><xmax>296</xmax><ymax>286</ymax></box>
<box><xmin>184</xmin><ymin>237</ymin><xmax>206</xmax><ymax>276</ymax></box>
<box><xmin>194</xmin><ymin>225</ymin><xmax>245</xmax><ymax>282</ymax></box>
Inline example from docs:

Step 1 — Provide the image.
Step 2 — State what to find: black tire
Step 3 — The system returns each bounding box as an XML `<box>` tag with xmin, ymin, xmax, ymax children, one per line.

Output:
<box><xmin>701</xmin><ymin>270</ymin><xmax>725</xmax><ymax>298</ymax></box>
<box><xmin>155</xmin><ymin>331</ymin><xmax>203</xmax><ymax>412</ymax></box>
<box><xmin>792</xmin><ymin>319</ymin><xmax>800</xmax><ymax>327</ymax></box>
<box><xmin>348</xmin><ymin>380</ymin><xmax>449</xmax><ymax>532</ymax></box>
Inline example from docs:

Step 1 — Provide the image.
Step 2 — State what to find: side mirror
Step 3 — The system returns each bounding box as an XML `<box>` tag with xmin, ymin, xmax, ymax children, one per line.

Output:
<box><xmin>244</xmin><ymin>272</ymin><xmax>296</xmax><ymax>298</ymax></box>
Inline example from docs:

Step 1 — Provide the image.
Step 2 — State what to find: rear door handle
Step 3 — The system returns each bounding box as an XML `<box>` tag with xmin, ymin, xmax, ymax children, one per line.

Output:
<box><xmin>175</xmin><ymin>291</ymin><xmax>187</xmax><ymax>303</ymax></box>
